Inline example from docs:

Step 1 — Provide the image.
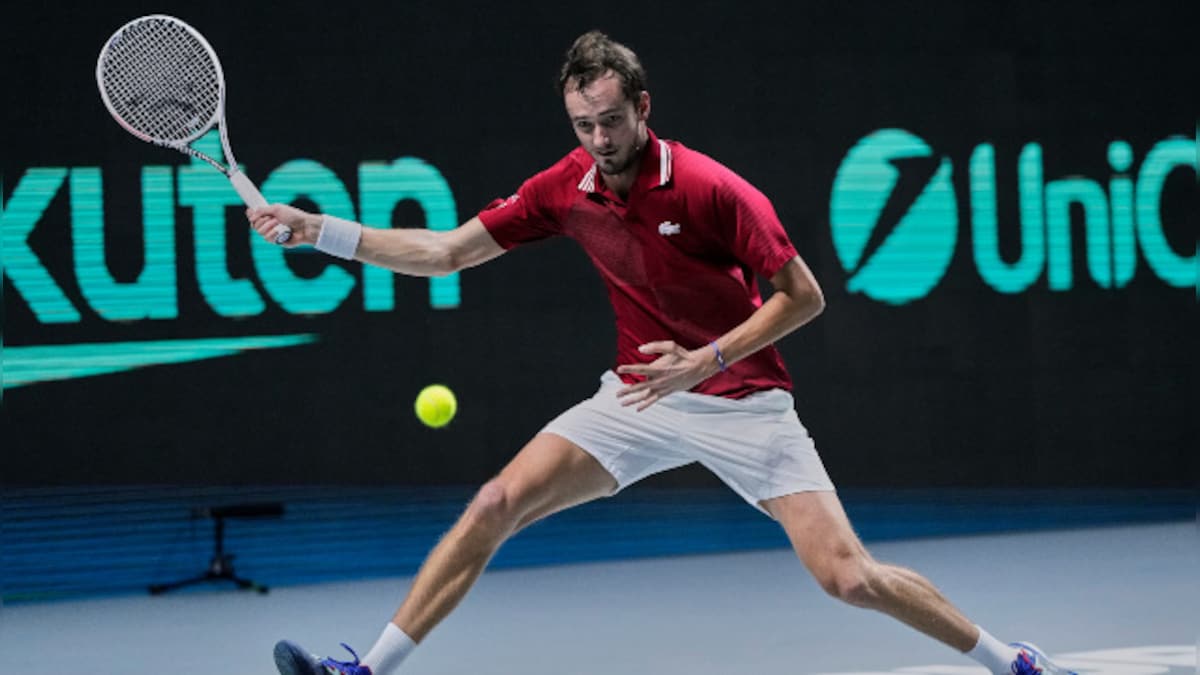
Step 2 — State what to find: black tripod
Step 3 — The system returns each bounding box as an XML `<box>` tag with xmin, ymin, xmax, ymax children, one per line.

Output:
<box><xmin>149</xmin><ymin>502</ymin><xmax>284</xmax><ymax>595</ymax></box>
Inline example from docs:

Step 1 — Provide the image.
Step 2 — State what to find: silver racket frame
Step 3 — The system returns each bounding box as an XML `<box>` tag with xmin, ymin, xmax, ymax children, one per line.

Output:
<box><xmin>96</xmin><ymin>14</ymin><xmax>292</xmax><ymax>243</ymax></box>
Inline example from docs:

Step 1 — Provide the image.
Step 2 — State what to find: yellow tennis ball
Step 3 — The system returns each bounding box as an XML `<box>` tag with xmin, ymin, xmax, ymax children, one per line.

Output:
<box><xmin>415</xmin><ymin>384</ymin><xmax>457</xmax><ymax>428</ymax></box>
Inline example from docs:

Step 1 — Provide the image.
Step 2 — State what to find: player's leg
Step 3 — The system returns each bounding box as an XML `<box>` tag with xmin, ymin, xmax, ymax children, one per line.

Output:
<box><xmin>274</xmin><ymin>431</ymin><xmax>616</xmax><ymax>675</ymax></box>
<box><xmin>761</xmin><ymin>491</ymin><xmax>1076</xmax><ymax>675</ymax></box>
<box><xmin>391</xmin><ymin>431</ymin><xmax>617</xmax><ymax>640</ymax></box>
<box><xmin>761</xmin><ymin>490</ymin><xmax>979</xmax><ymax>649</ymax></box>
<box><xmin>680</xmin><ymin>389</ymin><xmax>1072</xmax><ymax>675</ymax></box>
<box><xmin>276</xmin><ymin>371</ymin><xmax>695</xmax><ymax>675</ymax></box>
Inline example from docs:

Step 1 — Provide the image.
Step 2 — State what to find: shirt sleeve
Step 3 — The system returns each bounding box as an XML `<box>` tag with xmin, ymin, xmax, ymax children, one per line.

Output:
<box><xmin>715</xmin><ymin>170</ymin><xmax>799</xmax><ymax>279</ymax></box>
<box><xmin>476</xmin><ymin>169</ymin><xmax>563</xmax><ymax>250</ymax></box>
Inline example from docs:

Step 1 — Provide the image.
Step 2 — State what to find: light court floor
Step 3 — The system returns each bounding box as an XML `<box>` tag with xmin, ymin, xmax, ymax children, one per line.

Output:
<box><xmin>0</xmin><ymin>523</ymin><xmax>1192</xmax><ymax>675</ymax></box>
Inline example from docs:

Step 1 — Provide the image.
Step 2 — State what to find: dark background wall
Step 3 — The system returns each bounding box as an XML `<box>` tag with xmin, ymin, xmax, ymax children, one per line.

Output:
<box><xmin>3</xmin><ymin>1</ymin><xmax>1195</xmax><ymax>487</ymax></box>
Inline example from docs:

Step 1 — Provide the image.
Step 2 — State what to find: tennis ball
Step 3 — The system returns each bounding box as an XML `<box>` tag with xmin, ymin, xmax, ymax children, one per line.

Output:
<box><xmin>415</xmin><ymin>384</ymin><xmax>457</xmax><ymax>428</ymax></box>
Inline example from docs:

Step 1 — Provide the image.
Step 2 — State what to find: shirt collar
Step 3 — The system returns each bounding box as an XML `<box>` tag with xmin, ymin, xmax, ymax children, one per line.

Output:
<box><xmin>577</xmin><ymin>128</ymin><xmax>673</xmax><ymax>194</ymax></box>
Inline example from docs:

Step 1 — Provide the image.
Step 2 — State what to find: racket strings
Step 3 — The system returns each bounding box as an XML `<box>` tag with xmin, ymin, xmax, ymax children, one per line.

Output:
<box><xmin>99</xmin><ymin>17</ymin><xmax>221</xmax><ymax>143</ymax></box>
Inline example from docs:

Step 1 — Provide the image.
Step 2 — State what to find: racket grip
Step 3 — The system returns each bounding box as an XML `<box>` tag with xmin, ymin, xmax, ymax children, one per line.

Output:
<box><xmin>229</xmin><ymin>169</ymin><xmax>293</xmax><ymax>244</ymax></box>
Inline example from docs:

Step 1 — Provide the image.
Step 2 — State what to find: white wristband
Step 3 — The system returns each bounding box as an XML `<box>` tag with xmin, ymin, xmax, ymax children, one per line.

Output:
<box><xmin>315</xmin><ymin>214</ymin><xmax>362</xmax><ymax>260</ymax></box>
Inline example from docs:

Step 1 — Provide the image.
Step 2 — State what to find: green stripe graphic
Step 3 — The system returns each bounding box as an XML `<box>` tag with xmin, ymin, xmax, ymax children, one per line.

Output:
<box><xmin>2</xmin><ymin>334</ymin><xmax>318</xmax><ymax>389</ymax></box>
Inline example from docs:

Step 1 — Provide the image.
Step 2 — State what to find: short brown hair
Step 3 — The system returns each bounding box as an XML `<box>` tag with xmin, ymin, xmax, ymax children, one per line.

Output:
<box><xmin>558</xmin><ymin>31</ymin><xmax>647</xmax><ymax>104</ymax></box>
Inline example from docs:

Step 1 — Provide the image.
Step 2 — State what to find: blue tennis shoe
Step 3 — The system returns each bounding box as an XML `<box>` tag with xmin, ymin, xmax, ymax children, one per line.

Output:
<box><xmin>274</xmin><ymin>640</ymin><xmax>372</xmax><ymax>675</ymax></box>
<box><xmin>1010</xmin><ymin>642</ymin><xmax>1077</xmax><ymax>675</ymax></box>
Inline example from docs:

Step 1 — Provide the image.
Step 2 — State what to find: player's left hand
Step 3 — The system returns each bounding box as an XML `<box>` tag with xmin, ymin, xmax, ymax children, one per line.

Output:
<box><xmin>615</xmin><ymin>341</ymin><xmax>721</xmax><ymax>411</ymax></box>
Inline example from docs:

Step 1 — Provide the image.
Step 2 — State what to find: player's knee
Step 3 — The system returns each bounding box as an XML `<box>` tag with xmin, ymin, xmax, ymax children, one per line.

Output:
<box><xmin>814</xmin><ymin>557</ymin><xmax>879</xmax><ymax>608</ymax></box>
<box><xmin>464</xmin><ymin>480</ymin><xmax>516</xmax><ymax>531</ymax></box>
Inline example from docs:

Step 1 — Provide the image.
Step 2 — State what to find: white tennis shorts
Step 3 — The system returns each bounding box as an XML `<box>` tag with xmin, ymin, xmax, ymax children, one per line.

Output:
<box><xmin>542</xmin><ymin>371</ymin><xmax>834</xmax><ymax>516</ymax></box>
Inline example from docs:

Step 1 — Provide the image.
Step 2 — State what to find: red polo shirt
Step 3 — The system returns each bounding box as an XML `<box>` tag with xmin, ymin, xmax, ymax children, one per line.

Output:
<box><xmin>477</xmin><ymin>129</ymin><xmax>797</xmax><ymax>398</ymax></box>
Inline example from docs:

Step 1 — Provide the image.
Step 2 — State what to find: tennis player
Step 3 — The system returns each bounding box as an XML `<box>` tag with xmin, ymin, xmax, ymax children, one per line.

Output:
<box><xmin>249</xmin><ymin>31</ymin><xmax>1075</xmax><ymax>675</ymax></box>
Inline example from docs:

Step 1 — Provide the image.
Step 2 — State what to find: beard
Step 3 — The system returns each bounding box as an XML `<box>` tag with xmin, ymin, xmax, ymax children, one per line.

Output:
<box><xmin>595</xmin><ymin>145</ymin><xmax>641</xmax><ymax>176</ymax></box>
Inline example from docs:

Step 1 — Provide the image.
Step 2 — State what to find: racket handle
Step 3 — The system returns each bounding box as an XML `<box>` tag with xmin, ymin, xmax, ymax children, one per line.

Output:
<box><xmin>229</xmin><ymin>169</ymin><xmax>293</xmax><ymax>244</ymax></box>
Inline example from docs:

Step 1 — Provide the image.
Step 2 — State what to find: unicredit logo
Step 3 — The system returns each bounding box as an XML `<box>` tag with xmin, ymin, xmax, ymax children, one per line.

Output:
<box><xmin>829</xmin><ymin>128</ymin><xmax>1196</xmax><ymax>304</ymax></box>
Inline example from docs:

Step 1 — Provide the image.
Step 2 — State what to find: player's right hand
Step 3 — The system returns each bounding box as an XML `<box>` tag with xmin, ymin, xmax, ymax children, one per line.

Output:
<box><xmin>246</xmin><ymin>204</ymin><xmax>322</xmax><ymax>247</ymax></box>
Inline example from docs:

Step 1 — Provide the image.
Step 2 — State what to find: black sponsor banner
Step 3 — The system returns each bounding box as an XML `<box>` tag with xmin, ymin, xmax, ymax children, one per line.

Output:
<box><xmin>3</xmin><ymin>1</ymin><xmax>1194</xmax><ymax>486</ymax></box>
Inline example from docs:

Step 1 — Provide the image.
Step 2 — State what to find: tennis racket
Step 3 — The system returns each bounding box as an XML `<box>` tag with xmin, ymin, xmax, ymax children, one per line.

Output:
<box><xmin>96</xmin><ymin>14</ymin><xmax>291</xmax><ymax>243</ymax></box>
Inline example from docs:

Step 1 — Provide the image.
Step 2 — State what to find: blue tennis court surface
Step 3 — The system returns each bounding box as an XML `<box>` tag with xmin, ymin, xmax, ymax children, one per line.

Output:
<box><xmin>0</xmin><ymin>521</ymin><xmax>1191</xmax><ymax>674</ymax></box>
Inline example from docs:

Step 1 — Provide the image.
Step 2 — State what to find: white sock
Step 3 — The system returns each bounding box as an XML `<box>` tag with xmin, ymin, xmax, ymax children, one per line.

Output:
<box><xmin>966</xmin><ymin>626</ymin><xmax>1020</xmax><ymax>675</ymax></box>
<box><xmin>361</xmin><ymin>623</ymin><xmax>416</xmax><ymax>675</ymax></box>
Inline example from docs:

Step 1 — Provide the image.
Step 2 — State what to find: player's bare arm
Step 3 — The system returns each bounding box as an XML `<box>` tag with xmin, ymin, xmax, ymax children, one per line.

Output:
<box><xmin>615</xmin><ymin>255</ymin><xmax>825</xmax><ymax>410</ymax></box>
<box><xmin>247</xmin><ymin>205</ymin><xmax>506</xmax><ymax>276</ymax></box>
<box><xmin>356</xmin><ymin>217</ymin><xmax>506</xmax><ymax>275</ymax></box>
